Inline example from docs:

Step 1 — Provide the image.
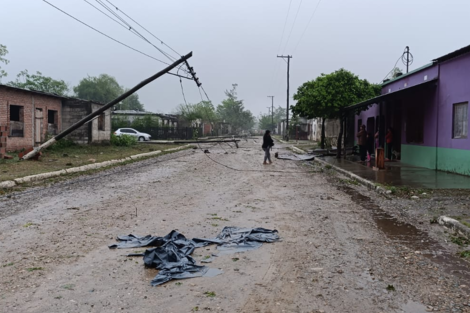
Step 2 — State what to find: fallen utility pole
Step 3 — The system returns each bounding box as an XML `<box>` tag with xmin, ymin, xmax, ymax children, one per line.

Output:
<box><xmin>140</xmin><ymin>139</ymin><xmax>240</xmax><ymax>148</ymax></box>
<box><xmin>23</xmin><ymin>52</ymin><xmax>193</xmax><ymax>160</ymax></box>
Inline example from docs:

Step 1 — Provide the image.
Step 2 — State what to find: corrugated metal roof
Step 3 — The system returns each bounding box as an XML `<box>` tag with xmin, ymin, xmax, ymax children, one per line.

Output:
<box><xmin>433</xmin><ymin>44</ymin><xmax>470</xmax><ymax>63</ymax></box>
<box><xmin>346</xmin><ymin>78</ymin><xmax>438</xmax><ymax>111</ymax></box>
<box><xmin>381</xmin><ymin>63</ymin><xmax>434</xmax><ymax>87</ymax></box>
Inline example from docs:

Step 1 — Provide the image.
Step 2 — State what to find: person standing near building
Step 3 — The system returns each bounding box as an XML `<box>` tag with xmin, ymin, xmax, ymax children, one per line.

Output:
<box><xmin>262</xmin><ymin>130</ymin><xmax>274</xmax><ymax>164</ymax></box>
<box><xmin>357</xmin><ymin>125</ymin><xmax>368</xmax><ymax>162</ymax></box>
<box><xmin>386</xmin><ymin>127</ymin><xmax>394</xmax><ymax>160</ymax></box>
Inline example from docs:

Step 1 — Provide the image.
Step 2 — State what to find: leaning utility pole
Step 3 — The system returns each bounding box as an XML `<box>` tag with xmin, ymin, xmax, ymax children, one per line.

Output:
<box><xmin>23</xmin><ymin>52</ymin><xmax>194</xmax><ymax>160</ymax></box>
<box><xmin>277</xmin><ymin>55</ymin><xmax>292</xmax><ymax>140</ymax></box>
<box><xmin>267</xmin><ymin>96</ymin><xmax>274</xmax><ymax>132</ymax></box>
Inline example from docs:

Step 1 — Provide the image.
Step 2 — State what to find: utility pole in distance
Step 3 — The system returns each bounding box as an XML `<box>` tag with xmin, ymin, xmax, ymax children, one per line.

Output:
<box><xmin>267</xmin><ymin>96</ymin><xmax>274</xmax><ymax>133</ymax></box>
<box><xmin>277</xmin><ymin>55</ymin><xmax>292</xmax><ymax>140</ymax></box>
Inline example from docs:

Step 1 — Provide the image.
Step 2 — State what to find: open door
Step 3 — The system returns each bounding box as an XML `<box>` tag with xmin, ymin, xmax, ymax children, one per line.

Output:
<box><xmin>35</xmin><ymin>108</ymin><xmax>43</xmax><ymax>144</ymax></box>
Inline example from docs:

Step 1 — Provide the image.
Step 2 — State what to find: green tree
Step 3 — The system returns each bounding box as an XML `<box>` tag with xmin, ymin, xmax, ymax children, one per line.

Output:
<box><xmin>74</xmin><ymin>74</ymin><xmax>145</xmax><ymax>111</ymax></box>
<box><xmin>216</xmin><ymin>87</ymin><xmax>254</xmax><ymax>133</ymax></box>
<box><xmin>176</xmin><ymin>101</ymin><xmax>217</xmax><ymax>125</ymax></box>
<box><xmin>0</xmin><ymin>44</ymin><xmax>9</xmax><ymax>82</ymax></box>
<box><xmin>74</xmin><ymin>74</ymin><xmax>121</xmax><ymax>104</ymax></box>
<box><xmin>292</xmin><ymin>69</ymin><xmax>380</xmax><ymax>155</ymax></box>
<box><xmin>258</xmin><ymin>113</ymin><xmax>272</xmax><ymax>131</ymax></box>
<box><xmin>121</xmin><ymin>89</ymin><xmax>144</xmax><ymax>111</ymax></box>
<box><xmin>8</xmin><ymin>70</ymin><xmax>69</xmax><ymax>96</ymax></box>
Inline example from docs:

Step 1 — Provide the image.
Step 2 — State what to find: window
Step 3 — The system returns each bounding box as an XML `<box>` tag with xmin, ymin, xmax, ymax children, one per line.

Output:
<box><xmin>406</xmin><ymin>106</ymin><xmax>424</xmax><ymax>144</ymax></box>
<box><xmin>9</xmin><ymin>105</ymin><xmax>24</xmax><ymax>137</ymax></box>
<box><xmin>98</xmin><ymin>113</ymin><xmax>105</xmax><ymax>131</ymax></box>
<box><xmin>48</xmin><ymin>110</ymin><xmax>58</xmax><ymax>124</ymax></box>
<box><xmin>453</xmin><ymin>102</ymin><xmax>468</xmax><ymax>139</ymax></box>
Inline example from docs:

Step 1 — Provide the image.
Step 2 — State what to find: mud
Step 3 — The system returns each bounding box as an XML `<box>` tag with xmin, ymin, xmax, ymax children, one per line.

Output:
<box><xmin>1</xmin><ymin>139</ymin><xmax>470</xmax><ymax>312</ymax></box>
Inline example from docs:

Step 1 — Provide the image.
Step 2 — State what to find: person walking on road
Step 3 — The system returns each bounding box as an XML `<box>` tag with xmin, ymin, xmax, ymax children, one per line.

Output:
<box><xmin>357</xmin><ymin>125</ymin><xmax>368</xmax><ymax>162</ymax></box>
<box><xmin>262</xmin><ymin>130</ymin><xmax>274</xmax><ymax>165</ymax></box>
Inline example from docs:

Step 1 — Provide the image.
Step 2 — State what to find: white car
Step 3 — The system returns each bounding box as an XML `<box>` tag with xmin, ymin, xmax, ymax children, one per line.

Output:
<box><xmin>114</xmin><ymin>128</ymin><xmax>151</xmax><ymax>141</ymax></box>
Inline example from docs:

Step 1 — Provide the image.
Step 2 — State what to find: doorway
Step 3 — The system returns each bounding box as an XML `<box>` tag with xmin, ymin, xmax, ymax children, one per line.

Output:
<box><xmin>35</xmin><ymin>108</ymin><xmax>43</xmax><ymax>144</ymax></box>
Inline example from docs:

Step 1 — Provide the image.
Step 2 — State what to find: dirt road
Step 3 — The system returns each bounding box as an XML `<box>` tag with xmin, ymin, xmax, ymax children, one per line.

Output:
<box><xmin>1</xmin><ymin>139</ymin><xmax>469</xmax><ymax>313</ymax></box>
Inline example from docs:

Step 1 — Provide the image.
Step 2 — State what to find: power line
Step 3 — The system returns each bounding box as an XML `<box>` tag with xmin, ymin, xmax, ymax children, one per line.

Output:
<box><xmin>281</xmin><ymin>0</ymin><xmax>304</xmax><ymax>54</ymax></box>
<box><xmin>276</xmin><ymin>0</ymin><xmax>294</xmax><ymax>55</ymax></box>
<box><xmin>292</xmin><ymin>0</ymin><xmax>322</xmax><ymax>54</ymax></box>
<box><xmin>104</xmin><ymin>0</ymin><xmax>181</xmax><ymax>57</ymax></box>
<box><xmin>83</xmin><ymin>0</ymin><xmax>128</xmax><ymax>29</ymax></box>
<box><xmin>43</xmin><ymin>0</ymin><xmax>187</xmax><ymax>78</ymax></box>
<box><xmin>94</xmin><ymin>0</ymin><xmax>178</xmax><ymax>62</ymax></box>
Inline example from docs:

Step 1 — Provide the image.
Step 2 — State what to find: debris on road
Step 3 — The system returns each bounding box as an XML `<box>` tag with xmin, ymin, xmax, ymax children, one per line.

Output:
<box><xmin>109</xmin><ymin>227</ymin><xmax>280</xmax><ymax>286</ymax></box>
<box><xmin>275</xmin><ymin>153</ymin><xmax>315</xmax><ymax>161</ymax></box>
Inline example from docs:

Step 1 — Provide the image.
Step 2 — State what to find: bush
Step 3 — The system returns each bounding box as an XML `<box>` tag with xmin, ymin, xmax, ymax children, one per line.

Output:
<box><xmin>46</xmin><ymin>136</ymin><xmax>76</xmax><ymax>151</ymax></box>
<box><xmin>111</xmin><ymin>134</ymin><xmax>137</xmax><ymax>147</ymax></box>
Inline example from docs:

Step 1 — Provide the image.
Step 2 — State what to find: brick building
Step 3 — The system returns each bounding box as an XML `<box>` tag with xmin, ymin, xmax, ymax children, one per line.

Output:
<box><xmin>0</xmin><ymin>84</ymin><xmax>111</xmax><ymax>153</ymax></box>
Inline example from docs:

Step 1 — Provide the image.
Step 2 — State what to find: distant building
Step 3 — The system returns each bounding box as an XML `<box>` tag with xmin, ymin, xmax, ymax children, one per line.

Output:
<box><xmin>112</xmin><ymin>110</ymin><xmax>178</xmax><ymax>127</ymax></box>
<box><xmin>0</xmin><ymin>84</ymin><xmax>111</xmax><ymax>153</ymax></box>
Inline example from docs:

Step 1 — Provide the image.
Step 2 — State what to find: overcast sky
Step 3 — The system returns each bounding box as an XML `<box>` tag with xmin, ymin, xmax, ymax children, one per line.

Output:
<box><xmin>1</xmin><ymin>0</ymin><xmax>470</xmax><ymax>117</ymax></box>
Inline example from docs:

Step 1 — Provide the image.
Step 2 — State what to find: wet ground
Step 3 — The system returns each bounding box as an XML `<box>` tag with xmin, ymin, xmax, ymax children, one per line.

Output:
<box><xmin>320</xmin><ymin>155</ymin><xmax>470</xmax><ymax>189</ymax></box>
<box><xmin>1</xmin><ymin>139</ymin><xmax>470</xmax><ymax>312</ymax></box>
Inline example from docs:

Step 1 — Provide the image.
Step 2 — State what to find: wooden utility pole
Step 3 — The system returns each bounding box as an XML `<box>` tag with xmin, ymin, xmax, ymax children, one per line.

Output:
<box><xmin>277</xmin><ymin>55</ymin><xmax>292</xmax><ymax>140</ymax></box>
<box><xmin>23</xmin><ymin>52</ymin><xmax>194</xmax><ymax>160</ymax></box>
<box><xmin>267</xmin><ymin>96</ymin><xmax>274</xmax><ymax>132</ymax></box>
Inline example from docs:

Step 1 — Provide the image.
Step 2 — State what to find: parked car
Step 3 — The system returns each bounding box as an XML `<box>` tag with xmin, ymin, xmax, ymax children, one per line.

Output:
<box><xmin>114</xmin><ymin>128</ymin><xmax>151</xmax><ymax>141</ymax></box>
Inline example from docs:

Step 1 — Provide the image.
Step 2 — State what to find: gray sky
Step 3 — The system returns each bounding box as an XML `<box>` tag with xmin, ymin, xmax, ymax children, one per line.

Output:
<box><xmin>1</xmin><ymin>0</ymin><xmax>469</xmax><ymax>117</ymax></box>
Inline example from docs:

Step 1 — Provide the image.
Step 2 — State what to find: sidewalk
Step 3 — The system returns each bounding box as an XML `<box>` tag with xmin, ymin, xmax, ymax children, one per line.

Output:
<box><xmin>319</xmin><ymin>155</ymin><xmax>470</xmax><ymax>189</ymax></box>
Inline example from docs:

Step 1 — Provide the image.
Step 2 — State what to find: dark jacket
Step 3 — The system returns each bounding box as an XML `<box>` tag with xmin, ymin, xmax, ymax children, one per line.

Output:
<box><xmin>262</xmin><ymin>135</ymin><xmax>274</xmax><ymax>149</ymax></box>
<box><xmin>357</xmin><ymin>130</ymin><xmax>367</xmax><ymax>146</ymax></box>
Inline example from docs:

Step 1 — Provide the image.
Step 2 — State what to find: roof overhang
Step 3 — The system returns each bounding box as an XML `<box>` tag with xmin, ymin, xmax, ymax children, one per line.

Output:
<box><xmin>345</xmin><ymin>78</ymin><xmax>438</xmax><ymax>112</ymax></box>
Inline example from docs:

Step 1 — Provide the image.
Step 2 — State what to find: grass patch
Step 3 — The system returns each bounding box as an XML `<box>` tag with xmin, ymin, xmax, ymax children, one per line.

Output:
<box><xmin>2</xmin><ymin>262</ymin><xmax>14</xmax><ymax>267</ymax></box>
<box><xmin>325</xmin><ymin>165</ymin><xmax>332</xmax><ymax>170</ymax></box>
<box><xmin>211</xmin><ymin>223</ymin><xmax>218</xmax><ymax>227</ymax></box>
<box><xmin>203</xmin><ymin>255</ymin><xmax>211</xmax><ymax>260</ymax></box>
<box><xmin>462</xmin><ymin>221</ymin><xmax>470</xmax><ymax>228</ymax></box>
<box><xmin>451</xmin><ymin>236</ymin><xmax>470</xmax><ymax>247</ymax></box>
<box><xmin>386</xmin><ymin>284</ymin><xmax>396</xmax><ymax>291</ymax></box>
<box><xmin>460</xmin><ymin>251</ymin><xmax>470</xmax><ymax>258</ymax></box>
<box><xmin>175</xmin><ymin>282</ymin><xmax>182</xmax><ymax>286</ymax></box>
<box><xmin>232</xmin><ymin>258</ymin><xmax>239</xmax><ymax>262</ymax></box>
<box><xmin>204</xmin><ymin>291</ymin><xmax>216</xmax><ymax>297</ymax></box>
<box><xmin>23</xmin><ymin>222</ymin><xmax>35</xmax><ymax>228</ymax></box>
<box><xmin>0</xmin><ymin>144</ymin><xmax>182</xmax><ymax>182</ymax></box>
<box><xmin>26</xmin><ymin>267</ymin><xmax>43</xmax><ymax>272</ymax></box>
<box><xmin>62</xmin><ymin>284</ymin><xmax>75</xmax><ymax>290</ymax></box>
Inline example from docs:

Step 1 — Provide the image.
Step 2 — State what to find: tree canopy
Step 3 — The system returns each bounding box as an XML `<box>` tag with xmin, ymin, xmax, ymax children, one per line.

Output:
<box><xmin>217</xmin><ymin>87</ymin><xmax>254</xmax><ymax>132</ymax></box>
<box><xmin>73</xmin><ymin>74</ymin><xmax>144</xmax><ymax>111</ymax></box>
<box><xmin>8</xmin><ymin>70</ymin><xmax>69</xmax><ymax>96</ymax></box>
<box><xmin>176</xmin><ymin>101</ymin><xmax>217</xmax><ymax>125</ymax></box>
<box><xmin>0</xmin><ymin>44</ymin><xmax>9</xmax><ymax>82</ymax></box>
<box><xmin>292</xmin><ymin>68</ymin><xmax>380</xmax><ymax>120</ymax></box>
<box><xmin>292</xmin><ymin>68</ymin><xmax>380</xmax><ymax>151</ymax></box>
<box><xmin>258</xmin><ymin>105</ymin><xmax>286</xmax><ymax>131</ymax></box>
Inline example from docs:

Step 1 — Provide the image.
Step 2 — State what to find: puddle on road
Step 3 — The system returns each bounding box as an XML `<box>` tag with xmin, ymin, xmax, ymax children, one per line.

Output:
<box><xmin>339</xmin><ymin>186</ymin><xmax>470</xmax><ymax>281</ymax></box>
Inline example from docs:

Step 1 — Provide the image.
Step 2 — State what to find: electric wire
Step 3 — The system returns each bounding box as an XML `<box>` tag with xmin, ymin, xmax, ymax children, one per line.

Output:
<box><xmin>292</xmin><ymin>0</ymin><xmax>322</xmax><ymax>54</ymax></box>
<box><xmin>94</xmin><ymin>0</ymin><xmax>178</xmax><ymax>63</ymax></box>
<box><xmin>43</xmin><ymin>0</ymin><xmax>171</xmax><ymax>66</ymax></box>
<box><xmin>281</xmin><ymin>0</ymin><xmax>304</xmax><ymax>55</ymax></box>
<box><xmin>43</xmin><ymin>0</ymin><xmax>187</xmax><ymax>79</ymax></box>
<box><xmin>104</xmin><ymin>0</ymin><xmax>181</xmax><ymax>57</ymax></box>
<box><xmin>381</xmin><ymin>47</ymin><xmax>414</xmax><ymax>82</ymax></box>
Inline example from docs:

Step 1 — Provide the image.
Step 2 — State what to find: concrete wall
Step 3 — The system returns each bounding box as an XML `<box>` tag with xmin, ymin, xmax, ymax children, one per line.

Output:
<box><xmin>62</xmin><ymin>99</ymin><xmax>91</xmax><ymax>144</ymax></box>
<box><xmin>91</xmin><ymin>103</ymin><xmax>111</xmax><ymax>143</ymax></box>
<box><xmin>0</xmin><ymin>86</ymin><xmax>62</xmax><ymax>151</ymax></box>
<box><xmin>436</xmin><ymin>52</ymin><xmax>470</xmax><ymax>174</ymax></box>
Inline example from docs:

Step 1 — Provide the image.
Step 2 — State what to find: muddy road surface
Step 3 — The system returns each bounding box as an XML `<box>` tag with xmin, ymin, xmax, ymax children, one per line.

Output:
<box><xmin>1</xmin><ymin>140</ymin><xmax>469</xmax><ymax>313</ymax></box>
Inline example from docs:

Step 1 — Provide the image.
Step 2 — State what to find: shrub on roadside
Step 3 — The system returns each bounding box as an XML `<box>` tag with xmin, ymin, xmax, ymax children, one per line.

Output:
<box><xmin>111</xmin><ymin>134</ymin><xmax>137</xmax><ymax>147</ymax></box>
<box><xmin>46</xmin><ymin>136</ymin><xmax>76</xmax><ymax>151</ymax></box>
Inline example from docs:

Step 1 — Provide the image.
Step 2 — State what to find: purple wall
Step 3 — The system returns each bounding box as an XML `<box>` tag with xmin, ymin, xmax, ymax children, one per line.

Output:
<box><xmin>382</xmin><ymin>65</ymin><xmax>439</xmax><ymax>94</ymax></box>
<box><xmin>356</xmin><ymin>104</ymin><xmax>379</xmax><ymax>133</ymax></box>
<box><xmin>437</xmin><ymin>53</ymin><xmax>470</xmax><ymax>150</ymax></box>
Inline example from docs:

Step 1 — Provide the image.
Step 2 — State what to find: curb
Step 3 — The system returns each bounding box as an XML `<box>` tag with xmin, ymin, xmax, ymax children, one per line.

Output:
<box><xmin>293</xmin><ymin>145</ymin><xmax>387</xmax><ymax>194</ymax></box>
<box><xmin>438</xmin><ymin>216</ymin><xmax>470</xmax><ymax>239</ymax></box>
<box><xmin>1</xmin><ymin>144</ymin><xmax>191</xmax><ymax>189</ymax></box>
